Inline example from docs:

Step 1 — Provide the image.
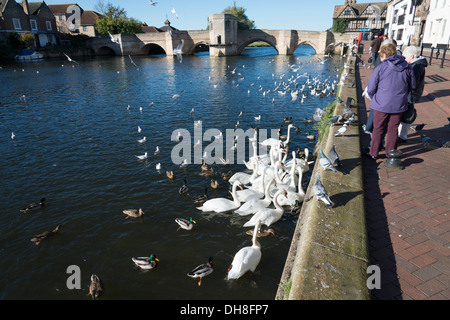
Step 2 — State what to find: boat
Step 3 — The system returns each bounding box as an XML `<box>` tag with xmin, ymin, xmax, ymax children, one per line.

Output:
<box><xmin>15</xmin><ymin>49</ymin><xmax>44</xmax><ymax>61</ymax></box>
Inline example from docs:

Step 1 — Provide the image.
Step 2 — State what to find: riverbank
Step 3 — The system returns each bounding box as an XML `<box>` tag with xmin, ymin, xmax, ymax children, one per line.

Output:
<box><xmin>276</xmin><ymin>53</ymin><xmax>370</xmax><ymax>300</ymax></box>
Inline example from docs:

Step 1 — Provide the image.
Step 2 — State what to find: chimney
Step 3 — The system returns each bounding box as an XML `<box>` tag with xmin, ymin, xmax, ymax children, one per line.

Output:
<box><xmin>22</xmin><ymin>0</ymin><xmax>30</xmax><ymax>15</ymax></box>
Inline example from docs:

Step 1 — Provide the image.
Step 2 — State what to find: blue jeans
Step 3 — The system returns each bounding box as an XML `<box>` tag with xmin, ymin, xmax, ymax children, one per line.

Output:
<box><xmin>371</xmin><ymin>53</ymin><xmax>378</xmax><ymax>66</ymax></box>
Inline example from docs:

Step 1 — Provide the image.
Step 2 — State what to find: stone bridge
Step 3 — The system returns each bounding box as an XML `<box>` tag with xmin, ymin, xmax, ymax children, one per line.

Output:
<box><xmin>89</xmin><ymin>14</ymin><xmax>352</xmax><ymax>57</ymax></box>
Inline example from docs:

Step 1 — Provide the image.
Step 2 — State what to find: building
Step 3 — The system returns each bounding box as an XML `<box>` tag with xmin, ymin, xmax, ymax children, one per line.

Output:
<box><xmin>422</xmin><ymin>0</ymin><xmax>449</xmax><ymax>48</ymax></box>
<box><xmin>385</xmin><ymin>0</ymin><xmax>418</xmax><ymax>47</ymax></box>
<box><xmin>408</xmin><ymin>0</ymin><xmax>430</xmax><ymax>47</ymax></box>
<box><xmin>0</xmin><ymin>0</ymin><xmax>57</xmax><ymax>47</ymax></box>
<box><xmin>333</xmin><ymin>0</ymin><xmax>388</xmax><ymax>39</ymax></box>
<box><xmin>48</xmin><ymin>3</ymin><xmax>102</xmax><ymax>37</ymax></box>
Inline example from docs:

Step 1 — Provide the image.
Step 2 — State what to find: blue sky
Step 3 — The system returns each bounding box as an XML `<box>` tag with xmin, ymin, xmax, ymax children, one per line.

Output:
<box><xmin>43</xmin><ymin>0</ymin><xmax>343</xmax><ymax>31</ymax></box>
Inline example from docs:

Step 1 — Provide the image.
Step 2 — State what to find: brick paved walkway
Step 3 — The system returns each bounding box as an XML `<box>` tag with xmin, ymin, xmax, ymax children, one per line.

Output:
<box><xmin>356</xmin><ymin>41</ymin><xmax>450</xmax><ymax>300</ymax></box>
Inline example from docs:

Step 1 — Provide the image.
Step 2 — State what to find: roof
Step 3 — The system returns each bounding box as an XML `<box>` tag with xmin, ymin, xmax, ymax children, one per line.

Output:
<box><xmin>47</xmin><ymin>3</ymin><xmax>79</xmax><ymax>15</ymax></box>
<box><xmin>141</xmin><ymin>25</ymin><xmax>161</xmax><ymax>33</ymax></box>
<box><xmin>80</xmin><ymin>10</ymin><xmax>102</xmax><ymax>25</ymax></box>
<box><xmin>333</xmin><ymin>2</ymin><xmax>387</xmax><ymax>19</ymax></box>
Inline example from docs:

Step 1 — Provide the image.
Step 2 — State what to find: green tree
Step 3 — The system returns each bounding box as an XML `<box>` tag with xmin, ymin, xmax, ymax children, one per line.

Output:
<box><xmin>94</xmin><ymin>1</ymin><xmax>142</xmax><ymax>35</ymax></box>
<box><xmin>222</xmin><ymin>5</ymin><xmax>256</xmax><ymax>30</ymax></box>
<box><xmin>332</xmin><ymin>18</ymin><xmax>348</xmax><ymax>33</ymax></box>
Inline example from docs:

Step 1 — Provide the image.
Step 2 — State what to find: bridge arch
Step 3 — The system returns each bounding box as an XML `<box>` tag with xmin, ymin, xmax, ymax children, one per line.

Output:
<box><xmin>237</xmin><ymin>38</ymin><xmax>278</xmax><ymax>55</ymax></box>
<box><xmin>139</xmin><ymin>43</ymin><xmax>166</xmax><ymax>55</ymax></box>
<box><xmin>293</xmin><ymin>41</ymin><xmax>318</xmax><ymax>55</ymax></box>
<box><xmin>96</xmin><ymin>46</ymin><xmax>118</xmax><ymax>56</ymax></box>
<box><xmin>189</xmin><ymin>41</ymin><xmax>210</xmax><ymax>55</ymax></box>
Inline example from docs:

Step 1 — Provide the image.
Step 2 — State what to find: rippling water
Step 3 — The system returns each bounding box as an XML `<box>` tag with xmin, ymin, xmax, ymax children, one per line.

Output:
<box><xmin>0</xmin><ymin>46</ymin><xmax>342</xmax><ymax>299</ymax></box>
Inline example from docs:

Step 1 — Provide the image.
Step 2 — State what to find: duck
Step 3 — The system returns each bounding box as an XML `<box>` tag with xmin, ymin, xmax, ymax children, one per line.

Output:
<box><xmin>192</xmin><ymin>188</ymin><xmax>209</xmax><ymax>203</ymax></box>
<box><xmin>201</xmin><ymin>160</ymin><xmax>209</xmax><ymax>171</ymax></box>
<box><xmin>132</xmin><ymin>254</ymin><xmax>159</xmax><ymax>269</ymax></box>
<box><xmin>210</xmin><ymin>179</ymin><xmax>219</xmax><ymax>190</ymax></box>
<box><xmin>246</xmin><ymin>227</ymin><xmax>275</xmax><ymax>238</ymax></box>
<box><xmin>243</xmin><ymin>189</ymin><xmax>287</xmax><ymax>227</ymax></box>
<box><xmin>221</xmin><ymin>170</ymin><xmax>233</xmax><ymax>181</ymax></box>
<box><xmin>200</xmin><ymin>166</ymin><xmax>214</xmax><ymax>178</ymax></box>
<box><xmin>290</xmin><ymin>200</ymin><xmax>302</xmax><ymax>215</ymax></box>
<box><xmin>179</xmin><ymin>179</ymin><xmax>189</xmax><ymax>195</ymax></box>
<box><xmin>87</xmin><ymin>274</ymin><xmax>104</xmax><ymax>300</ymax></box>
<box><xmin>175</xmin><ymin>217</ymin><xmax>196</xmax><ymax>231</ymax></box>
<box><xmin>20</xmin><ymin>198</ymin><xmax>46</xmax><ymax>213</ymax></box>
<box><xmin>305</xmin><ymin>132</ymin><xmax>315</xmax><ymax>140</ymax></box>
<box><xmin>166</xmin><ymin>170</ymin><xmax>175</xmax><ymax>180</ymax></box>
<box><xmin>197</xmin><ymin>180</ymin><xmax>243</xmax><ymax>213</ymax></box>
<box><xmin>30</xmin><ymin>224</ymin><xmax>62</xmax><ymax>245</ymax></box>
<box><xmin>123</xmin><ymin>208</ymin><xmax>144</xmax><ymax>219</ymax></box>
<box><xmin>227</xmin><ymin>222</ymin><xmax>262</xmax><ymax>280</ymax></box>
<box><xmin>187</xmin><ymin>256</ymin><xmax>213</xmax><ymax>286</ymax></box>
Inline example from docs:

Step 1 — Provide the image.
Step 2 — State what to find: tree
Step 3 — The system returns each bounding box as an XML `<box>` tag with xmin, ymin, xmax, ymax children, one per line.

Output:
<box><xmin>332</xmin><ymin>19</ymin><xmax>348</xmax><ymax>33</ymax></box>
<box><xmin>222</xmin><ymin>5</ymin><xmax>255</xmax><ymax>30</ymax></box>
<box><xmin>94</xmin><ymin>1</ymin><xmax>142</xmax><ymax>35</ymax></box>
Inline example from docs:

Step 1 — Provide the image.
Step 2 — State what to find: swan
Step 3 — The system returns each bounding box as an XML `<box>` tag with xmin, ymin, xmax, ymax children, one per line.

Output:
<box><xmin>228</xmin><ymin>159</ymin><xmax>259</xmax><ymax>186</ymax></box>
<box><xmin>277</xmin><ymin>168</ymin><xmax>305</xmax><ymax>206</ymax></box>
<box><xmin>243</xmin><ymin>189</ymin><xmax>287</xmax><ymax>227</ymax></box>
<box><xmin>227</xmin><ymin>221</ymin><xmax>262</xmax><ymax>280</ymax></box>
<box><xmin>235</xmin><ymin>176</ymin><xmax>275</xmax><ymax>216</ymax></box>
<box><xmin>235</xmin><ymin>165</ymin><xmax>265</xmax><ymax>202</ymax></box>
<box><xmin>197</xmin><ymin>180</ymin><xmax>243</xmax><ymax>213</ymax></box>
<box><xmin>279</xmin><ymin>124</ymin><xmax>296</xmax><ymax>146</ymax></box>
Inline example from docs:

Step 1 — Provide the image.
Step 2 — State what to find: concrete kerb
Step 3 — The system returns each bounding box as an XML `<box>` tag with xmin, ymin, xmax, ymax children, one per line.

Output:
<box><xmin>276</xmin><ymin>55</ymin><xmax>370</xmax><ymax>300</ymax></box>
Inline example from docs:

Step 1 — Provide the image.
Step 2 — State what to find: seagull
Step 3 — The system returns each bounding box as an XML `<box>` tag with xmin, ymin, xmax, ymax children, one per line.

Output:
<box><xmin>108</xmin><ymin>32</ymin><xmax>119</xmax><ymax>44</ymax></box>
<box><xmin>171</xmin><ymin>7</ymin><xmax>178</xmax><ymax>19</ymax></box>
<box><xmin>173</xmin><ymin>39</ymin><xmax>184</xmax><ymax>63</ymax></box>
<box><xmin>138</xmin><ymin>126</ymin><xmax>142</xmax><ymax>134</ymax></box>
<box><xmin>313</xmin><ymin>173</ymin><xmax>333</xmax><ymax>208</ymax></box>
<box><xmin>172</xmin><ymin>90</ymin><xmax>184</xmax><ymax>99</ymax></box>
<box><xmin>11</xmin><ymin>132</ymin><xmax>16</xmax><ymax>140</ymax></box>
<box><xmin>137</xmin><ymin>137</ymin><xmax>146</xmax><ymax>143</ymax></box>
<box><xmin>254</xmin><ymin>115</ymin><xmax>261</xmax><ymax>121</ymax></box>
<box><xmin>136</xmin><ymin>152</ymin><xmax>148</xmax><ymax>160</ymax></box>
<box><xmin>190</xmin><ymin>108</ymin><xmax>194</xmax><ymax>115</ymax></box>
<box><xmin>149</xmin><ymin>0</ymin><xmax>158</xmax><ymax>5</ymax></box>
<box><xmin>319</xmin><ymin>150</ymin><xmax>340</xmax><ymax>173</ymax></box>
<box><xmin>180</xmin><ymin>159</ymin><xmax>189</xmax><ymax>168</ymax></box>
<box><xmin>327</xmin><ymin>144</ymin><xmax>341</xmax><ymax>167</ymax></box>
<box><xmin>334</xmin><ymin>124</ymin><xmax>347</xmax><ymax>136</ymax></box>
<box><xmin>19</xmin><ymin>94</ymin><xmax>26</xmax><ymax>102</ymax></box>
<box><xmin>154</xmin><ymin>146</ymin><xmax>160</xmax><ymax>155</ymax></box>
<box><xmin>156</xmin><ymin>163</ymin><xmax>161</xmax><ymax>170</ymax></box>
<box><xmin>63</xmin><ymin>53</ymin><xmax>78</xmax><ymax>64</ymax></box>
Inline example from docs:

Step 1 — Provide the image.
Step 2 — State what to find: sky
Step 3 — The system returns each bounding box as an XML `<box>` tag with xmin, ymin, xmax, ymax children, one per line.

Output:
<box><xmin>42</xmin><ymin>0</ymin><xmax>344</xmax><ymax>31</ymax></box>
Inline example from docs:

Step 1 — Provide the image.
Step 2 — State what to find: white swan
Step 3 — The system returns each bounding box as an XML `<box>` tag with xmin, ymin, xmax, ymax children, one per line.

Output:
<box><xmin>228</xmin><ymin>159</ymin><xmax>259</xmax><ymax>186</ymax></box>
<box><xmin>197</xmin><ymin>181</ymin><xmax>243</xmax><ymax>213</ymax></box>
<box><xmin>235</xmin><ymin>165</ymin><xmax>265</xmax><ymax>202</ymax></box>
<box><xmin>227</xmin><ymin>221</ymin><xmax>262</xmax><ymax>280</ymax></box>
<box><xmin>279</xmin><ymin>124</ymin><xmax>295</xmax><ymax>145</ymax></box>
<box><xmin>235</xmin><ymin>176</ymin><xmax>275</xmax><ymax>216</ymax></box>
<box><xmin>243</xmin><ymin>189</ymin><xmax>287</xmax><ymax>227</ymax></box>
<box><xmin>277</xmin><ymin>168</ymin><xmax>305</xmax><ymax>206</ymax></box>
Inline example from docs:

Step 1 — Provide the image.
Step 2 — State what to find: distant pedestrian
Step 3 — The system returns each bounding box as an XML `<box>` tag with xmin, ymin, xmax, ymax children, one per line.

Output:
<box><xmin>398</xmin><ymin>46</ymin><xmax>428</xmax><ymax>142</ymax></box>
<box><xmin>369</xmin><ymin>33</ymin><xmax>382</xmax><ymax>68</ymax></box>
<box><xmin>364</xmin><ymin>43</ymin><xmax>416</xmax><ymax>159</ymax></box>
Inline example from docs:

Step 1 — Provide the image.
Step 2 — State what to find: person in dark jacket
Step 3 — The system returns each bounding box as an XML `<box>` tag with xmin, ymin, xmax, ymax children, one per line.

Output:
<box><xmin>369</xmin><ymin>33</ymin><xmax>382</xmax><ymax>68</ymax></box>
<box><xmin>398</xmin><ymin>46</ymin><xmax>428</xmax><ymax>142</ymax></box>
<box><xmin>365</xmin><ymin>43</ymin><xmax>416</xmax><ymax>159</ymax></box>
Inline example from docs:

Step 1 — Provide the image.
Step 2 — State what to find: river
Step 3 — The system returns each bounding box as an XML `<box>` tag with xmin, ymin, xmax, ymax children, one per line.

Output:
<box><xmin>0</xmin><ymin>45</ymin><xmax>343</xmax><ymax>299</ymax></box>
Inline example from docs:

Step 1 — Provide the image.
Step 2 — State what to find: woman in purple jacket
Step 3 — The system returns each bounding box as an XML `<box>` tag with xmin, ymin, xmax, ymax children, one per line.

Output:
<box><xmin>365</xmin><ymin>43</ymin><xmax>416</xmax><ymax>159</ymax></box>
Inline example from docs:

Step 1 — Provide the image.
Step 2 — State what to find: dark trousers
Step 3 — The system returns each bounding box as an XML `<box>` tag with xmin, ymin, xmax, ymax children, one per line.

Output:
<box><xmin>370</xmin><ymin>110</ymin><xmax>403</xmax><ymax>157</ymax></box>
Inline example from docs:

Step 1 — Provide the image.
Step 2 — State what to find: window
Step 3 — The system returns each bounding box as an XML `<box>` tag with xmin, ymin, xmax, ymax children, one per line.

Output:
<box><xmin>13</xmin><ymin>18</ymin><xmax>21</xmax><ymax>30</ymax></box>
<box><xmin>46</xmin><ymin>21</ymin><xmax>52</xmax><ymax>31</ymax></box>
<box><xmin>58</xmin><ymin>26</ymin><xmax>63</xmax><ymax>32</ymax></box>
<box><xmin>397</xmin><ymin>29</ymin><xmax>403</xmax><ymax>40</ymax></box>
<box><xmin>59</xmin><ymin>15</ymin><xmax>64</xmax><ymax>20</ymax></box>
<box><xmin>83</xmin><ymin>26</ymin><xmax>87</xmax><ymax>32</ymax></box>
<box><xmin>30</xmin><ymin>19</ymin><xmax>37</xmax><ymax>31</ymax></box>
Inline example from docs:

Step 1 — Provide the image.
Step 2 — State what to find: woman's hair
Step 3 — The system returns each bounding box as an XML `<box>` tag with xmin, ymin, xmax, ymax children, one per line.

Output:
<box><xmin>379</xmin><ymin>43</ymin><xmax>397</xmax><ymax>58</ymax></box>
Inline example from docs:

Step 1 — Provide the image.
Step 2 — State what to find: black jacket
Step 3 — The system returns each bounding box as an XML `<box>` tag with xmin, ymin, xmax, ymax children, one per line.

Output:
<box><xmin>409</xmin><ymin>57</ymin><xmax>428</xmax><ymax>103</ymax></box>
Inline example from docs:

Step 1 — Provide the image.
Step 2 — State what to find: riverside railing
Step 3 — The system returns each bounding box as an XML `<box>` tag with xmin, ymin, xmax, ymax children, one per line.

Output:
<box><xmin>419</xmin><ymin>45</ymin><xmax>448</xmax><ymax>68</ymax></box>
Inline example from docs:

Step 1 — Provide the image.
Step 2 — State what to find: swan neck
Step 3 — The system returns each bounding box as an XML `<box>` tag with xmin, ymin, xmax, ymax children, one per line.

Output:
<box><xmin>273</xmin><ymin>190</ymin><xmax>283</xmax><ymax>210</ymax></box>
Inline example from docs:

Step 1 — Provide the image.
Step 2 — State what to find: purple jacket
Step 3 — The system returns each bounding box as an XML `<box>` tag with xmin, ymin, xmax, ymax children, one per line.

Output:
<box><xmin>367</xmin><ymin>55</ymin><xmax>416</xmax><ymax>113</ymax></box>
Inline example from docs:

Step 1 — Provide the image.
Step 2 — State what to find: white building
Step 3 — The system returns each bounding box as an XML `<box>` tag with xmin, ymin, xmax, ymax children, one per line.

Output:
<box><xmin>422</xmin><ymin>0</ymin><xmax>449</xmax><ymax>48</ymax></box>
<box><xmin>386</xmin><ymin>0</ymin><xmax>417</xmax><ymax>47</ymax></box>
